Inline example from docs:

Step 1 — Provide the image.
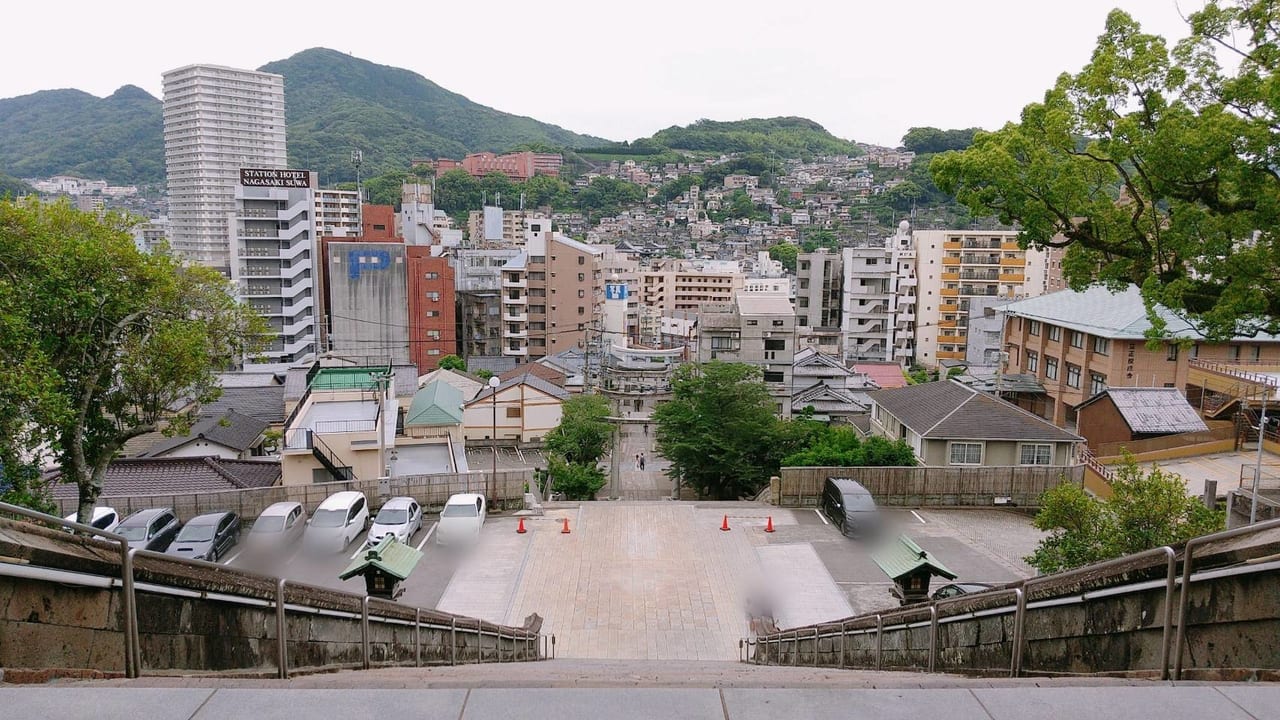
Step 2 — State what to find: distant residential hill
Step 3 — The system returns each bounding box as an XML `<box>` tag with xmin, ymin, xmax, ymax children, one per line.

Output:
<box><xmin>0</xmin><ymin>85</ymin><xmax>164</xmax><ymax>185</ymax></box>
<box><xmin>0</xmin><ymin>48</ymin><xmax>608</xmax><ymax>187</ymax></box>
<box><xmin>643</xmin><ymin>117</ymin><xmax>861</xmax><ymax>157</ymax></box>
<box><xmin>259</xmin><ymin>48</ymin><xmax>606</xmax><ymax>183</ymax></box>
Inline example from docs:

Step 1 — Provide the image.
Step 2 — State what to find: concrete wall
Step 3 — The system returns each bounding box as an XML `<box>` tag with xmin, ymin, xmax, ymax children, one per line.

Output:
<box><xmin>751</xmin><ymin>528</ymin><xmax>1280</xmax><ymax>679</ymax></box>
<box><xmin>328</xmin><ymin>242</ymin><xmax>411</xmax><ymax>366</ymax></box>
<box><xmin>0</xmin><ymin>519</ymin><xmax>542</xmax><ymax>676</ymax></box>
<box><xmin>774</xmin><ymin>465</ymin><xmax>1082</xmax><ymax>508</ymax></box>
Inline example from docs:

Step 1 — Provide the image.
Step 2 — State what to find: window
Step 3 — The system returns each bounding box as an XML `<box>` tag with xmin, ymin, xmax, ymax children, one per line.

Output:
<box><xmin>577</xmin><ymin>272</ymin><xmax>585</xmax><ymax>281</ymax></box>
<box><xmin>426</xmin><ymin>310</ymin><xmax>439</xmax><ymax>317</ymax></box>
<box><xmin>1066</xmin><ymin>363</ymin><xmax>1081</xmax><ymax>388</ymax></box>
<box><xmin>1090</xmin><ymin>373</ymin><xmax>1107</xmax><ymax>395</ymax></box>
<box><xmin>1230</xmin><ymin>345</ymin><xmax>1241</xmax><ymax>360</ymax></box>
<box><xmin>711</xmin><ymin>336</ymin><xmax>734</xmax><ymax>350</ymax></box>
<box><xmin>578</xmin><ymin>306</ymin><xmax>585</xmax><ymax>315</ymax></box>
<box><xmin>772</xmin><ymin>320</ymin><xmax>785</xmax><ymax>327</ymax></box>
<box><xmin>764</xmin><ymin>338</ymin><xmax>786</xmax><ymax>351</ymax></box>
<box><xmin>529</xmin><ymin>271</ymin><xmax>546</xmax><ymax>281</ymax></box>
<box><xmin>949</xmin><ymin>442</ymin><xmax>983</xmax><ymax>465</ymax></box>
<box><xmin>1029</xmin><ymin>320</ymin><xmax>1041</xmax><ymax>336</ymax></box>
<box><xmin>1048</xmin><ymin>326</ymin><xmax>1062</xmax><ymax>342</ymax></box>
<box><xmin>746</xmin><ymin>320</ymin><xmax>758</xmax><ymax>326</ymax></box>
<box><xmin>578</xmin><ymin>256</ymin><xmax>585</xmax><ymax>265</ymax></box>
<box><xmin>506</xmin><ymin>407</ymin><xmax>522</xmax><ymax>418</ymax></box>
<box><xmin>1070</xmin><ymin>331</ymin><xmax>1084</xmax><ymax>349</ymax></box>
<box><xmin>763</xmin><ymin>370</ymin><xmax>786</xmax><ymax>383</ymax></box>
<box><xmin>1045</xmin><ymin>356</ymin><xmax>1059</xmax><ymax>380</ymax></box>
<box><xmin>1252</xmin><ymin>345</ymin><xmax>1262</xmax><ymax>361</ymax></box>
<box><xmin>578</xmin><ymin>289</ymin><xmax>585</xmax><ymax>298</ymax></box>
<box><xmin>424</xmin><ymin>272</ymin><xmax>439</xmax><ymax>279</ymax></box>
<box><xmin>1092</xmin><ymin>337</ymin><xmax>1110</xmax><ymax>355</ymax></box>
<box><xmin>529</xmin><ymin>304</ymin><xmax>546</xmax><ymax>314</ymax></box>
<box><xmin>427</xmin><ymin>330</ymin><xmax>441</xmax><ymax>339</ymax></box>
<box><xmin>1019</xmin><ymin>444</ymin><xmax>1053</xmax><ymax>465</ymax></box>
<box><xmin>426</xmin><ymin>291</ymin><xmax>440</xmax><ymax>301</ymax></box>
<box><xmin>1026</xmin><ymin>350</ymin><xmax>1039</xmax><ymax>373</ymax></box>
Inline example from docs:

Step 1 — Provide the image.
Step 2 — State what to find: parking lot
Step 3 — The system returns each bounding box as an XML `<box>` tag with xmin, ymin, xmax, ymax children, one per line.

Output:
<box><xmin>202</xmin><ymin>498</ymin><xmax>1043</xmax><ymax>662</ymax></box>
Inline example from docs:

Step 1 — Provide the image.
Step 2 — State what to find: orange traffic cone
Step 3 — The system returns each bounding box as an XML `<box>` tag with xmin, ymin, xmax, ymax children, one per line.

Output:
<box><xmin>720</xmin><ymin>514</ymin><xmax>731</xmax><ymax>531</ymax></box>
<box><xmin>764</xmin><ymin>516</ymin><xmax>775</xmax><ymax>533</ymax></box>
<box><xmin>516</xmin><ymin>517</ymin><xmax>527</xmax><ymax>534</ymax></box>
<box><xmin>561</xmin><ymin>517</ymin><xmax>571</xmax><ymax>534</ymax></box>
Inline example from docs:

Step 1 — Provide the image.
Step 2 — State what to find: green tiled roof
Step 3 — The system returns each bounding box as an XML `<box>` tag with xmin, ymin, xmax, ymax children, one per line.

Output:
<box><xmin>406</xmin><ymin>380</ymin><xmax>464</xmax><ymax>426</ymax></box>
<box><xmin>871</xmin><ymin>534</ymin><xmax>957</xmax><ymax>581</ymax></box>
<box><xmin>339</xmin><ymin>535</ymin><xmax>423</xmax><ymax>581</ymax></box>
<box><xmin>310</xmin><ymin>367</ymin><xmax>388</xmax><ymax>392</ymax></box>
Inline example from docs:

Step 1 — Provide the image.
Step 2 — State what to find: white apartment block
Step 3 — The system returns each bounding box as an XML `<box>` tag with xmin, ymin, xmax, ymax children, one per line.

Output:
<box><xmin>162</xmin><ymin>64</ymin><xmax>286</xmax><ymax>270</ymax></box>
<box><xmin>640</xmin><ymin>269</ymin><xmax>743</xmax><ymax>313</ymax></box>
<box><xmin>796</xmin><ymin>249</ymin><xmax>843</xmax><ymax>357</ymax></box>
<box><xmin>841</xmin><ymin>221</ymin><xmax>918</xmax><ymax>365</ymax></box>
<box><xmin>314</xmin><ymin>188</ymin><xmax>361</xmax><ymax>237</ymax></box>
<box><xmin>233</xmin><ymin>169</ymin><xmax>318</xmax><ymax>368</ymax></box>
<box><xmin>913</xmin><ymin>229</ymin><xmax>1053</xmax><ymax>368</ymax></box>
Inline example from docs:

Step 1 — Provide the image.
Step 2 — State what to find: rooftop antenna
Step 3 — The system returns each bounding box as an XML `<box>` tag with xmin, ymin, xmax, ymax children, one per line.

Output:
<box><xmin>351</xmin><ymin>149</ymin><xmax>364</xmax><ymax>202</ymax></box>
<box><xmin>520</xmin><ymin>192</ymin><xmax>526</xmax><ymax>211</ymax></box>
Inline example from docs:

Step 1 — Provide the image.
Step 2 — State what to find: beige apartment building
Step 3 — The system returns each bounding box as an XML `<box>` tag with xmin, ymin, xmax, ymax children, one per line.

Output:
<box><xmin>640</xmin><ymin>268</ymin><xmax>743</xmax><ymax>312</ymax></box>
<box><xmin>696</xmin><ymin>295</ymin><xmax>796</xmax><ymax>416</ymax></box>
<box><xmin>501</xmin><ymin>230</ymin><xmax>603</xmax><ymax>360</ymax></box>
<box><xmin>914</xmin><ymin>230</ymin><xmax>1057</xmax><ymax>367</ymax></box>
<box><xmin>1001</xmin><ymin>286</ymin><xmax>1280</xmax><ymax>427</ymax></box>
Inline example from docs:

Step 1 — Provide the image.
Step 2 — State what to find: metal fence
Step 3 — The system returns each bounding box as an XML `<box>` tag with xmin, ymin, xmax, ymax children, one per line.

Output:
<box><xmin>53</xmin><ymin>469</ymin><xmax>535</xmax><ymax>520</ymax></box>
<box><xmin>775</xmin><ymin>465</ymin><xmax>1083</xmax><ymax>508</ymax></box>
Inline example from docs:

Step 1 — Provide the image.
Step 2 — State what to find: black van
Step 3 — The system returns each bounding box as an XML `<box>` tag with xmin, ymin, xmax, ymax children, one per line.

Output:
<box><xmin>821</xmin><ymin>478</ymin><xmax>879</xmax><ymax>537</ymax></box>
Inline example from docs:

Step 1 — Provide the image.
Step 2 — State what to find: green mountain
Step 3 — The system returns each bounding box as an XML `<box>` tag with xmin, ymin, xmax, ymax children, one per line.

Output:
<box><xmin>644</xmin><ymin>117</ymin><xmax>861</xmax><ymax>157</ymax></box>
<box><xmin>0</xmin><ymin>86</ymin><xmax>164</xmax><ymax>185</ymax></box>
<box><xmin>260</xmin><ymin>48</ymin><xmax>606</xmax><ymax>183</ymax></box>
<box><xmin>0</xmin><ymin>48</ymin><xmax>607</xmax><ymax>186</ymax></box>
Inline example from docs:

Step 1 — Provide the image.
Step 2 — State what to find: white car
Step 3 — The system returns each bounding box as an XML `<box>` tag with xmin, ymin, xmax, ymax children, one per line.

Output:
<box><xmin>244</xmin><ymin>502</ymin><xmax>307</xmax><ymax>557</ymax></box>
<box><xmin>64</xmin><ymin>506</ymin><xmax>121</xmax><ymax>534</ymax></box>
<box><xmin>436</xmin><ymin>493</ymin><xmax>486</xmax><ymax>546</ymax></box>
<box><xmin>305</xmin><ymin>491</ymin><xmax>369</xmax><ymax>553</ymax></box>
<box><xmin>366</xmin><ymin>496</ymin><xmax>422</xmax><ymax>547</ymax></box>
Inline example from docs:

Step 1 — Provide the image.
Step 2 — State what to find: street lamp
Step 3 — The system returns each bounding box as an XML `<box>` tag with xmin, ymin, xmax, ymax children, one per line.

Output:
<box><xmin>488</xmin><ymin>375</ymin><xmax>501</xmax><ymax>502</ymax></box>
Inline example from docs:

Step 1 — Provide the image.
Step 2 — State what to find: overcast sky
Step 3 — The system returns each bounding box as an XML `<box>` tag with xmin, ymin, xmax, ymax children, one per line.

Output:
<box><xmin>4</xmin><ymin>0</ymin><xmax>1197</xmax><ymax>146</ymax></box>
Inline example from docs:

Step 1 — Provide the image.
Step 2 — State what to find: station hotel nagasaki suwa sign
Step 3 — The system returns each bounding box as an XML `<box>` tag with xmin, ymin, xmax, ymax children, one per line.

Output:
<box><xmin>239</xmin><ymin>168</ymin><xmax>314</xmax><ymax>189</ymax></box>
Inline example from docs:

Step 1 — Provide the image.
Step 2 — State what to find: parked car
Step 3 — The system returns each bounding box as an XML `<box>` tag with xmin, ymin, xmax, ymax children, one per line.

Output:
<box><xmin>437</xmin><ymin>493</ymin><xmax>486</xmax><ymax>546</ymax></box>
<box><xmin>821</xmin><ymin>477</ymin><xmax>880</xmax><ymax>537</ymax></box>
<box><xmin>931</xmin><ymin>582</ymin><xmax>996</xmax><ymax>601</ymax></box>
<box><xmin>305</xmin><ymin>491</ymin><xmax>369</xmax><ymax>553</ymax></box>
<box><xmin>366</xmin><ymin>496</ymin><xmax>422</xmax><ymax>547</ymax></box>
<box><xmin>63</xmin><ymin>506</ymin><xmax>121</xmax><ymax>534</ymax></box>
<box><xmin>166</xmin><ymin>511</ymin><xmax>240</xmax><ymax>562</ymax></box>
<box><xmin>115</xmin><ymin>508</ymin><xmax>181</xmax><ymax>551</ymax></box>
<box><xmin>244</xmin><ymin>502</ymin><xmax>307</xmax><ymax>557</ymax></box>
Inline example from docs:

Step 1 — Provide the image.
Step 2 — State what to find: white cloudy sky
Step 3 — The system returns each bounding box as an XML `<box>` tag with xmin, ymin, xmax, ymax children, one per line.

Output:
<box><xmin>4</xmin><ymin>0</ymin><xmax>1197</xmax><ymax>146</ymax></box>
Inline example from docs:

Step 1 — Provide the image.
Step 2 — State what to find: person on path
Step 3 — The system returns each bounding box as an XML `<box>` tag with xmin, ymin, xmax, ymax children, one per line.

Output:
<box><xmin>639</xmin><ymin>454</ymin><xmax>646</xmax><ymax>471</ymax></box>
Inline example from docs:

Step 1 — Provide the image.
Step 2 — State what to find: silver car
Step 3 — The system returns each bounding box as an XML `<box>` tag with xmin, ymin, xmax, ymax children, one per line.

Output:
<box><xmin>365</xmin><ymin>496</ymin><xmax>423</xmax><ymax>547</ymax></box>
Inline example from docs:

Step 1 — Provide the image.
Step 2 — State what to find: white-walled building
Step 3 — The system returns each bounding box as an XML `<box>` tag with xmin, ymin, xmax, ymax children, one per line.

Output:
<box><xmin>314</xmin><ymin>188</ymin><xmax>361</xmax><ymax>236</ymax></box>
<box><xmin>162</xmin><ymin>64</ymin><xmax>286</xmax><ymax>270</ymax></box>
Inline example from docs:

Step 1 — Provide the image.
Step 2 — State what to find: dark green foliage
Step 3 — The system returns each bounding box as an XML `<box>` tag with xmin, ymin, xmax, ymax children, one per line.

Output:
<box><xmin>436</xmin><ymin>354</ymin><xmax>466</xmax><ymax>371</ymax></box>
<box><xmin>900</xmin><ymin>127</ymin><xmax>980</xmax><ymax>154</ymax></box>
<box><xmin>800</xmin><ymin>230</ymin><xmax>839</xmax><ymax>253</ymax></box>
<box><xmin>574</xmin><ymin>177</ymin><xmax>646</xmax><ymax>221</ymax></box>
<box><xmin>0</xmin><ymin>461</ymin><xmax>56</xmax><ymax>514</ymax></box>
<box><xmin>1026</xmin><ymin>454</ymin><xmax>1225</xmax><ymax>574</ymax></box>
<box><xmin>649</xmin><ymin>117</ymin><xmax>860</xmax><ymax>157</ymax></box>
<box><xmin>768</xmin><ymin>243</ymin><xmax>798</xmax><ymax>272</ymax></box>
<box><xmin>547</xmin><ymin>455</ymin><xmax>607</xmax><ymax>501</ymax></box>
<box><xmin>0</xmin><ymin>86</ymin><xmax>163</xmax><ymax>184</ymax></box>
<box><xmin>260</xmin><ymin>48</ymin><xmax>605</xmax><ymax>183</ymax></box>
<box><xmin>0</xmin><ymin>173</ymin><xmax>34</xmax><ymax>197</ymax></box>
<box><xmin>546</xmin><ymin>394</ymin><xmax>613</xmax><ymax>466</ymax></box>
<box><xmin>780</xmin><ymin>425</ymin><xmax>915</xmax><ymax>467</ymax></box>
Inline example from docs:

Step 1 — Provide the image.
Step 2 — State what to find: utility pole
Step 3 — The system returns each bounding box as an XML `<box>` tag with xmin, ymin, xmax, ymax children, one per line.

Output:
<box><xmin>371</xmin><ymin>368</ymin><xmax>393</xmax><ymax>480</ymax></box>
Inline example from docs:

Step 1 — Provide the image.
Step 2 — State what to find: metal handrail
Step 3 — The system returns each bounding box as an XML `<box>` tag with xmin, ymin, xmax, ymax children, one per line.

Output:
<box><xmin>0</xmin><ymin>502</ymin><xmax>547</xmax><ymax>677</ymax></box>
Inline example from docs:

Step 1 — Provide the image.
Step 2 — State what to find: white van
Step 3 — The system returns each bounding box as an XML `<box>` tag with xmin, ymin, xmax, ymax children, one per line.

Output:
<box><xmin>304</xmin><ymin>491</ymin><xmax>369</xmax><ymax>553</ymax></box>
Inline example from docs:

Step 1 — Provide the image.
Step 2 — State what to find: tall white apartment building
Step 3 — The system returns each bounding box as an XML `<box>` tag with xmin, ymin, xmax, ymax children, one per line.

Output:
<box><xmin>314</xmin><ymin>188</ymin><xmax>362</xmax><ymax>236</ymax></box>
<box><xmin>162</xmin><ymin>64</ymin><xmax>287</xmax><ymax>270</ymax></box>
<box><xmin>841</xmin><ymin>221</ymin><xmax>918</xmax><ymax>365</ymax></box>
<box><xmin>233</xmin><ymin>168</ymin><xmax>318</xmax><ymax>367</ymax></box>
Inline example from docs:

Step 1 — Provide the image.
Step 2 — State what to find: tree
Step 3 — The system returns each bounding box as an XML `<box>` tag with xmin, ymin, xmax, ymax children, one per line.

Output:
<box><xmin>800</xmin><ymin>230</ymin><xmax>839</xmax><ymax>253</ymax></box>
<box><xmin>654</xmin><ymin>362</ymin><xmax>787</xmax><ymax>499</ymax></box>
<box><xmin>437</xmin><ymin>354</ymin><xmax>466</xmax><ymax>372</ymax></box>
<box><xmin>545</xmin><ymin>393</ymin><xmax>613</xmax><ymax>466</ymax></box>
<box><xmin>931</xmin><ymin>5</ymin><xmax>1280</xmax><ymax>341</ymax></box>
<box><xmin>1026</xmin><ymin>454</ymin><xmax>1225</xmax><ymax>574</ymax></box>
<box><xmin>547</xmin><ymin>454</ymin><xmax>607</xmax><ymax>501</ymax></box>
<box><xmin>768</xmin><ymin>243</ymin><xmax>798</xmax><ymax>272</ymax></box>
<box><xmin>0</xmin><ymin>200</ymin><xmax>266</xmax><ymax>522</ymax></box>
<box><xmin>0</xmin><ymin>461</ymin><xmax>56</xmax><ymax>514</ymax></box>
<box><xmin>781</xmin><ymin>425</ymin><xmax>916</xmax><ymax>467</ymax></box>
<box><xmin>901</xmin><ymin>127</ymin><xmax>980</xmax><ymax>154</ymax></box>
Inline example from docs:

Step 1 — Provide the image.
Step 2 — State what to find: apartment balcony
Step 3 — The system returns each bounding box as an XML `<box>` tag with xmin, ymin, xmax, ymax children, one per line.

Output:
<box><xmin>961</xmin><ymin>255</ymin><xmax>1001</xmax><ymax>265</ymax></box>
<box><xmin>940</xmin><ymin>288</ymin><xmax>959</xmax><ymax>297</ymax></box>
<box><xmin>240</xmin><ymin>263</ymin><xmax>282</xmax><ymax>278</ymax></box>
<box><xmin>240</xmin><ymin>229</ymin><xmax>280</xmax><ymax>240</ymax></box>
<box><xmin>1001</xmin><ymin>241</ymin><xmax>1022</xmax><ymax>250</ymax></box>
<box><xmin>503</xmin><ymin>276</ymin><xmax>527</xmax><ymax>288</ymax></box>
<box><xmin>502</xmin><ymin>345</ymin><xmax>529</xmax><ymax>357</ymax></box>
<box><xmin>898</xmin><ymin>276</ymin><xmax>918</xmax><ymax>287</ymax></box>
<box><xmin>1000</xmin><ymin>272</ymin><xmax>1026</xmax><ymax>282</ymax></box>
<box><xmin>938</xmin><ymin>319</ymin><xmax>957</xmax><ymax>329</ymax></box>
<box><xmin>503</xmin><ymin>327</ymin><xmax>529</xmax><ymax>339</ymax></box>
<box><xmin>941</xmin><ymin>271</ymin><xmax>960</xmax><ymax>281</ymax></box>
<box><xmin>938</xmin><ymin>333</ymin><xmax>967</xmax><ymax>344</ymax></box>
<box><xmin>942</xmin><ymin>256</ymin><xmax>961</xmax><ymax>266</ymax></box>
<box><xmin>895</xmin><ymin>346</ymin><xmax>914</xmax><ymax>359</ymax></box>
<box><xmin>504</xmin><ymin>312</ymin><xmax>528</xmax><ymax>323</ymax></box>
<box><xmin>943</xmin><ymin>240</ymin><xmax>962</xmax><ymax>250</ymax></box>
<box><xmin>939</xmin><ymin>303</ymin><xmax>960</xmax><ymax>313</ymax></box>
<box><xmin>237</xmin><ymin>208</ymin><xmax>275</xmax><ymax>219</ymax></box>
<box><xmin>503</xmin><ymin>294</ymin><xmax>528</xmax><ymax>306</ymax></box>
<box><xmin>1000</xmin><ymin>257</ymin><xmax>1025</xmax><ymax>267</ymax></box>
<box><xmin>936</xmin><ymin>350</ymin><xmax>967</xmax><ymax>361</ymax></box>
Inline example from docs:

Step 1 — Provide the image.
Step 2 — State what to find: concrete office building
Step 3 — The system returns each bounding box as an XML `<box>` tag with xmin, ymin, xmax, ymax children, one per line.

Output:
<box><xmin>500</xmin><ymin>229</ymin><xmax>603</xmax><ymax>361</ymax></box>
<box><xmin>914</xmin><ymin>229</ymin><xmax>1051</xmax><ymax>367</ymax></box>
<box><xmin>468</xmin><ymin>207</ymin><xmax>549</xmax><ymax>246</ymax></box>
<box><xmin>233</xmin><ymin>169</ymin><xmax>319</xmax><ymax>367</ymax></box>
<box><xmin>640</xmin><ymin>268</ymin><xmax>743</xmax><ymax>313</ymax></box>
<box><xmin>163</xmin><ymin>64</ymin><xmax>286</xmax><ymax>269</ymax></box>
<box><xmin>697</xmin><ymin>295</ymin><xmax>796</xmax><ymax>416</ymax></box>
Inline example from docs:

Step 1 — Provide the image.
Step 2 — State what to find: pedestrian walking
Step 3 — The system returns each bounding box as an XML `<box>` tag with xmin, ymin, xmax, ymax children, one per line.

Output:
<box><xmin>639</xmin><ymin>454</ymin><xmax>646</xmax><ymax>471</ymax></box>
<box><xmin>635</xmin><ymin>453</ymin><xmax>641</xmax><ymax>467</ymax></box>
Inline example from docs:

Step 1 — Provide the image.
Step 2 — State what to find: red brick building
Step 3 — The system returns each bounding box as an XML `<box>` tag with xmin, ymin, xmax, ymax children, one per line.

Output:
<box><xmin>406</xmin><ymin>248</ymin><xmax>456</xmax><ymax>372</ymax></box>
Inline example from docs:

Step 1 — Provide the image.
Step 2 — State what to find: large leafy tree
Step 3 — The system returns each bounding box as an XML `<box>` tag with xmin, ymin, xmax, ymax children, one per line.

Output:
<box><xmin>0</xmin><ymin>200</ymin><xmax>266</xmax><ymax>521</ymax></box>
<box><xmin>545</xmin><ymin>393</ymin><xmax>613</xmax><ymax>466</ymax></box>
<box><xmin>1026</xmin><ymin>455</ymin><xmax>1224</xmax><ymax>574</ymax></box>
<box><xmin>931</xmin><ymin>4</ymin><xmax>1280</xmax><ymax>340</ymax></box>
<box><xmin>654</xmin><ymin>362</ymin><xmax>789</xmax><ymax>499</ymax></box>
<box><xmin>781</xmin><ymin>425</ymin><xmax>916</xmax><ymax>467</ymax></box>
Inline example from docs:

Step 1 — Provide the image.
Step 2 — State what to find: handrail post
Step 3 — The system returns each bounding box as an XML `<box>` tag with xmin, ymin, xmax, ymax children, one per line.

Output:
<box><xmin>275</xmin><ymin>578</ymin><xmax>288</xmax><ymax>679</ymax></box>
<box><xmin>838</xmin><ymin>621</ymin><xmax>846</xmax><ymax>669</ymax></box>
<box><xmin>450</xmin><ymin>617</ymin><xmax>457</xmax><ymax>665</ymax></box>
<box><xmin>875</xmin><ymin>614</ymin><xmax>883</xmax><ymax>670</ymax></box>
<box><xmin>814</xmin><ymin>627</ymin><xmax>821</xmax><ymax>666</ymax></box>
<box><xmin>120</xmin><ymin>542</ymin><xmax>139</xmax><ymax>678</ymax></box>
<box><xmin>793</xmin><ymin>630</ymin><xmax>800</xmax><ymax>666</ymax></box>
<box><xmin>1011</xmin><ymin>588</ymin><xmax>1026</xmax><ymax>677</ymax></box>
<box><xmin>475</xmin><ymin>618</ymin><xmax>482</xmax><ymax>664</ymax></box>
<box><xmin>414</xmin><ymin>608</ymin><xmax>421</xmax><ymax>668</ymax></box>
<box><xmin>1174</xmin><ymin>542</ymin><xmax>1196</xmax><ymax>680</ymax></box>
<box><xmin>551</xmin><ymin>633</ymin><xmax>556</xmax><ymax>660</ymax></box>
<box><xmin>928</xmin><ymin>605</ymin><xmax>938</xmax><ymax>673</ymax></box>
<box><xmin>1160</xmin><ymin>547</ymin><xmax>1175</xmax><ymax>680</ymax></box>
<box><xmin>361</xmin><ymin>596</ymin><xmax>371</xmax><ymax>670</ymax></box>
